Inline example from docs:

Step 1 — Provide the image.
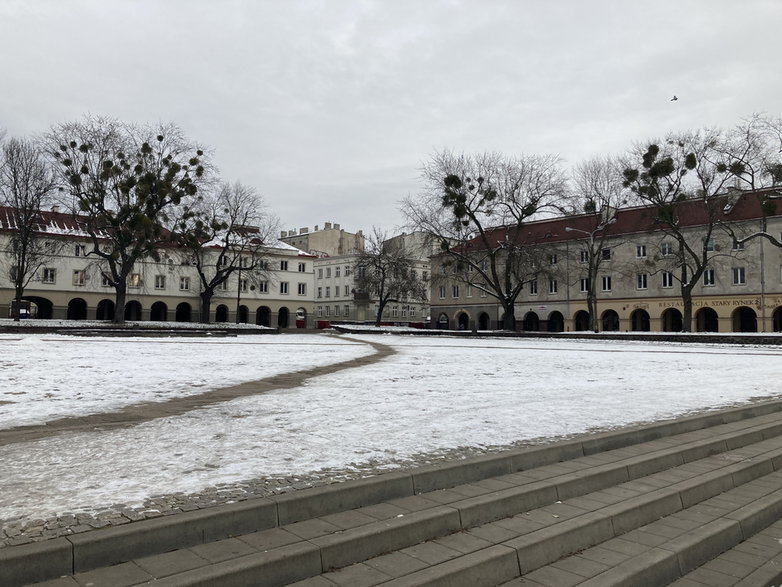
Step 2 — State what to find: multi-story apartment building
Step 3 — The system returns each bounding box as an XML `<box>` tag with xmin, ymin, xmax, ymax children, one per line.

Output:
<box><xmin>430</xmin><ymin>188</ymin><xmax>782</xmax><ymax>333</ymax></box>
<box><xmin>0</xmin><ymin>207</ymin><xmax>316</xmax><ymax>327</ymax></box>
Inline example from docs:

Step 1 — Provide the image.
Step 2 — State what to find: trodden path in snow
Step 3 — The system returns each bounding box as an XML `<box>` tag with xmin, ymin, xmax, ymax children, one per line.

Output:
<box><xmin>0</xmin><ymin>334</ymin><xmax>395</xmax><ymax>447</ymax></box>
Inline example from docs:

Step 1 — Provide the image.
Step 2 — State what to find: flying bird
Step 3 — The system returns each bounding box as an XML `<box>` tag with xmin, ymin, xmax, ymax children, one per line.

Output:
<box><xmin>670</xmin><ymin>96</ymin><xmax>678</xmax><ymax>101</ymax></box>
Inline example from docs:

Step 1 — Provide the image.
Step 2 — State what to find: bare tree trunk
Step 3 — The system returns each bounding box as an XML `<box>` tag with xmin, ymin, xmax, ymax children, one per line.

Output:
<box><xmin>200</xmin><ymin>292</ymin><xmax>213</xmax><ymax>324</ymax></box>
<box><xmin>681</xmin><ymin>287</ymin><xmax>694</xmax><ymax>332</ymax></box>
<box><xmin>113</xmin><ymin>282</ymin><xmax>127</xmax><ymax>324</ymax></box>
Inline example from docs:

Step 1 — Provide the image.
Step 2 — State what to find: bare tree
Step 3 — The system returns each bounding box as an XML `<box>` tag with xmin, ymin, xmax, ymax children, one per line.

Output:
<box><xmin>173</xmin><ymin>181</ymin><xmax>277</xmax><ymax>323</ymax></box>
<box><xmin>622</xmin><ymin>129</ymin><xmax>736</xmax><ymax>331</ymax></box>
<box><xmin>565</xmin><ymin>156</ymin><xmax>627</xmax><ymax>331</ymax></box>
<box><xmin>46</xmin><ymin>116</ymin><xmax>208</xmax><ymax>323</ymax></box>
<box><xmin>353</xmin><ymin>228</ymin><xmax>428</xmax><ymax>327</ymax></box>
<box><xmin>405</xmin><ymin>150</ymin><xmax>567</xmax><ymax>330</ymax></box>
<box><xmin>0</xmin><ymin>137</ymin><xmax>58</xmax><ymax>320</ymax></box>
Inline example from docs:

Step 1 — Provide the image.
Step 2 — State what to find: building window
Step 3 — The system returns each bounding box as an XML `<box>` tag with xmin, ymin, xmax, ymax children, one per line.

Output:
<box><xmin>549</xmin><ymin>254</ymin><xmax>558</xmax><ymax>265</ymax></box>
<box><xmin>529</xmin><ymin>279</ymin><xmax>538</xmax><ymax>295</ymax></box>
<box><xmin>280</xmin><ymin>260</ymin><xmax>288</xmax><ymax>271</ymax></box>
<box><xmin>240</xmin><ymin>278</ymin><xmax>248</xmax><ymax>292</ymax></box>
<box><xmin>661</xmin><ymin>242</ymin><xmax>674</xmax><ymax>256</ymax></box>
<box><xmin>438</xmin><ymin>286</ymin><xmax>446</xmax><ymax>299</ymax></box>
<box><xmin>422</xmin><ymin>270</ymin><xmax>428</xmax><ymax>281</ymax></box>
<box><xmin>334</xmin><ymin>305</ymin><xmax>340</xmax><ymax>317</ymax></box>
<box><xmin>636</xmin><ymin>245</ymin><xmax>647</xmax><ymax>258</ymax></box>
<box><xmin>549</xmin><ymin>279</ymin><xmax>558</xmax><ymax>294</ymax></box>
<box><xmin>601</xmin><ymin>248</ymin><xmax>611</xmax><ymax>260</ymax></box>
<box><xmin>101</xmin><ymin>272</ymin><xmax>112</xmax><ymax>287</ymax></box>
<box><xmin>410</xmin><ymin>306</ymin><xmax>416</xmax><ymax>317</ymax></box>
<box><xmin>297</xmin><ymin>283</ymin><xmax>306</xmax><ymax>295</ymax></box>
<box><xmin>72</xmin><ymin>270</ymin><xmax>86</xmax><ymax>286</ymax></box>
<box><xmin>344</xmin><ymin>285</ymin><xmax>350</xmax><ymax>296</ymax></box>
<box><xmin>154</xmin><ymin>275</ymin><xmax>166</xmax><ymax>290</ymax></box>
<box><xmin>324</xmin><ymin>305</ymin><xmax>330</xmax><ymax>317</ymax></box>
<box><xmin>218</xmin><ymin>279</ymin><xmax>228</xmax><ymax>291</ymax></box>
<box><xmin>392</xmin><ymin>306</ymin><xmax>399</xmax><ymax>318</ymax></box>
<box><xmin>480</xmin><ymin>286</ymin><xmax>487</xmax><ymax>297</ymax></box>
<box><xmin>580</xmin><ymin>250</ymin><xmax>588</xmax><ymax>263</ymax></box>
<box><xmin>601</xmin><ymin>275</ymin><xmax>612</xmax><ymax>292</ymax></box>
<box><xmin>318</xmin><ymin>268</ymin><xmax>323</xmax><ymax>279</ymax></box>
<box><xmin>579</xmin><ymin>278</ymin><xmax>589</xmax><ymax>293</ymax></box>
<box><xmin>345</xmin><ymin>266</ymin><xmax>351</xmax><ymax>276</ymax></box>
<box><xmin>402</xmin><ymin>306</ymin><xmax>408</xmax><ymax>317</ymax></box>
<box><xmin>335</xmin><ymin>266</ymin><xmax>341</xmax><ymax>277</ymax></box>
<box><xmin>317</xmin><ymin>306</ymin><xmax>322</xmax><ymax>317</ymax></box>
<box><xmin>636</xmin><ymin>273</ymin><xmax>648</xmax><ymax>290</ymax></box>
<box><xmin>128</xmin><ymin>273</ymin><xmax>142</xmax><ymax>288</ymax></box>
<box><xmin>452</xmin><ymin>285</ymin><xmax>460</xmax><ymax>298</ymax></box>
<box><xmin>75</xmin><ymin>244</ymin><xmax>87</xmax><ymax>257</ymax></box>
<box><xmin>298</xmin><ymin>262</ymin><xmax>306</xmax><ymax>272</ymax></box>
<box><xmin>42</xmin><ymin>268</ymin><xmax>56</xmax><ymax>284</ymax></box>
<box><xmin>258</xmin><ymin>281</ymin><xmax>268</xmax><ymax>293</ymax></box>
<box><xmin>466</xmin><ymin>284</ymin><xmax>473</xmax><ymax>298</ymax></box>
<box><xmin>703</xmin><ymin>238</ymin><xmax>714</xmax><ymax>252</ymax></box>
<box><xmin>325</xmin><ymin>286</ymin><xmax>330</xmax><ymax>298</ymax></box>
<box><xmin>662</xmin><ymin>271</ymin><xmax>674</xmax><ymax>288</ymax></box>
<box><xmin>180</xmin><ymin>276</ymin><xmax>190</xmax><ymax>291</ymax></box>
<box><xmin>343</xmin><ymin>305</ymin><xmax>350</xmax><ymax>317</ymax></box>
<box><xmin>280</xmin><ymin>281</ymin><xmax>289</xmax><ymax>294</ymax></box>
<box><xmin>317</xmin><ymin>287</ymin><xmax>323</xmax><ymax>298</ymax></box>
<box><xmin>326</xmin><ymin>267</ymin><xmax>331</xmax><ymax>278</ymax></box>
<box><xmin>732</xmin><ymin>240</ymin><xmax>745</xmax><ymax>250</ymax></box>
<box><xmin>732</xmin><ymin>267</ymin><xmax>746</xmax><ymax>285</ymax></box>
<box><xmin>703</xmin><ymin>269</ymin><xmax>715</xmax><ymax>286</ymax></box>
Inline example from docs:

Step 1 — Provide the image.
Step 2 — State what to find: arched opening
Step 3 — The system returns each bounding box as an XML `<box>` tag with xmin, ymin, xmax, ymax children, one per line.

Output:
<box><xmin>695</xmin><ymin>307</ymin><xmax>719</xmax><ymax>332</ymax></box>
<box><xmin>256</xmin><ymin>306</ymin><xmax>271</xmax><ymax>327</ymax></box>
<box><xmin>732</xmin><ymin>306</ymin><xmax>757</xmax><ymax>333</ymax></box>
<box><xmin>296</xmin><ymin>307</ymin><xmax>307</xmax><ymax>328</ymax></box>
<box><xmin>150</xmin><ymin>301</ymin><xmax>168</xmax><ymax>322</ymax></box>
<box><xmin>66</xmin><ymin>298</ymin><xmax>88</xmax><ymax>320</ymax></box>
<box><xmin>437</xmin><ymin>313</ymin><xmax>449</xmax><ymax>330</ymax></box>
<box><xmin>773</xmin><ymin>307</ymin><xmax>782</xmax><ymax>332</ymax></box>
<box><xmin>478</xmin><ymin>312</ymin><xmax>491</xmax><ymax>330</ymax></box>
<box><xmin>96</xmin><ymin>299</ymin><xmax>115</xmax><ymax>321</ymax></box>
<box><xmin>522</xmin><ymin>311</ymin><xmax>540</xmax><ymax>331</ymax></box>
<box><xmin>215</xmin><ymin>304</ymin><xmax>229</xmax><ymax>323</ymax></box>
<box><xmin>457</xmin><ymin>312</ymin><xmax>470</xmax><ymax>330</ymax></box>
<box><xmin>24</xmin><ymin>296</ymin><xmax>53</xmax><ymax>319</ymax></box>
<box><xmin>601</xmin><ymin>309</ymin><xmax>620</xmax><ymax>332</ymax></box>
<box><xmin>574</xmin><ymin>310</ymin><xmax>590</xmax><ymax>331</ymax></box>
<box><xmin>237</xmin><ymin>305</ymin><xmax>249</xmax><ymax>324</ymax></box>
<box><xmin>124</xmin><ymin>300</ymin><xmax>142</xmax><ymax>321</ymax></box>
<box><xmin>630</xmin><ymin>309</ymin><xmax>650</xmax><ymax>332</ymax></box>
<box><xmin>547</xmin><ymin>311</ymin><xmax>564</xmax><ymax>332</ymax></box>
<box><xmin>661</xmin><ymin>308</ymin><xmax>683</xmax><ymax>332</ymax></box>
<box><xmin>278</xmin><ymin>307</ymin><xmax>290</xmax><ymax>328</ymax></box>
<box><xmin>175</xmin><ymin>303</ymin><xmax>192</xmax><ymax>323</ymax></box>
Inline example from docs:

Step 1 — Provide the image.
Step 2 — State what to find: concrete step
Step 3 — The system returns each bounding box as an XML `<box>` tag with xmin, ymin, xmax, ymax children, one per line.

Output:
<box><xmin>7</xmin><ymin>400</ymin><xmax>782</xmax><ymax>586</ymax></box>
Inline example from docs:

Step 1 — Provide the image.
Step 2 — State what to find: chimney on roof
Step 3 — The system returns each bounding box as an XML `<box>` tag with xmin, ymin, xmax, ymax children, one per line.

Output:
<box><xmin>324</xmin><ymin>222</ymin><xmax>332</xmax><ymax>230</ymax></box>
<box><xmin>300</xmin><ymin>227</ymin><xmax>309</xmax><ymax>234</ymax></box>
<box><xmin>51</xmin><ymin>205</ymin><xmax>60</xmax><ymax>213</ymax></box>
<box><xmin>281</xmin><ymin>230</ymin><xmax>288</xmax><ymax>238</ymax></box>
<box><xmin>314</xmin><ymin>225</ymin><xmax>319</xmax><ymax>231</ymax></box>
<box><xmin>334</xmin><ymin>223</ymin><xmax>340</xmax><ymax>230</ymax></box>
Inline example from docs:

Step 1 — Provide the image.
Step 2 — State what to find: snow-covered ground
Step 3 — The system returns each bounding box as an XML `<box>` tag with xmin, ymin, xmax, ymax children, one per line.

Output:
<box><xmin>1</xmin><ymin>332</ymin><xmax>781</xmax><ymax>523</ymax></box>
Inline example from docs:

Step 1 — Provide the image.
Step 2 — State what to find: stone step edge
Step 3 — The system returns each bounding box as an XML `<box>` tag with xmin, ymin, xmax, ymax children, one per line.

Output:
<box><xmin>377</xmin><ymin>469</ymin><xmax>782</xmax><ymax>587</ymax></box>
<box><xmin>86</xmin><ymin>443</ymin><xmax>782</xmax><ymax>587</ymax></box>
<box><xmin>4</xmin><ymin>398</ymin><xmax>782</xmax><ymax>587</ymax></box>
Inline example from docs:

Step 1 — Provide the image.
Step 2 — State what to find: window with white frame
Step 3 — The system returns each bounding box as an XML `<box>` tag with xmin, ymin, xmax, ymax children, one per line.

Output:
<box><xmin>392</xmin><ymin>306</ymin><xmax>399</xmax><ymax>318</ymax></box>
<box><xmin>636</xmin><ymin>273</ymin><xmax>648</xmax><ymax>290</ymax></box>
<box><xmin>601</xmin><ymin>275</ymin><xmax>612</xmax><ymax>292</ymax></box>
<box><xmin>258</xmin><ymin>281</ymin><xmax>268</xmax><ymax>293</ymax></box>
<box><xmin>466</xmin><ymin>284</ymin><xmax>473</xmax><ymax>297</ymax></box>
<box><xmin>218</xmin><ymin>279</ymin><xmax>228</xmax><ymax>291</ymax></box>
<box><xmin>345</xmin><ymin>266</ymin><xmax>351</xmax><ymax>276</ymax></box>
<box><xmin>318</xmin><ymin>268</ymin><xmax>323</xmax><ymax>279</ymax></box>
<box><xmin>732</xmin><ymin>267</ymin><xmax>746</xmax><ymax>285</ymax></box>
<box><xmin>101</xmin><ymin>272</ymin><xmax>112</xmax><ymax>287</ymax></box>
<box><xmin>240</xmin><ymin>278</ymin><xmax>248</xmax><ymax>292</ymax></box>
<box><xmin>297</xmin><ymin>283</ymin><xmax>306</xmax><ymax>295</ymax></box>
<box><xmin>452</xmin><ymin>285</ymin><xmax>460</xmax><ymax>298</ymax></box>
<box><xmin>580</xmin><ymin>250</ymin><xmax>588</xmax><ymax>263</ymax></box>
<box><xmin>343</xmin><ymin>304</ymin><xmax>350</xmax><ymax>317</ymax></box>
<box><xmin>410</xmin><ymin>306</ymin><xmax>416</xmax><ymax>317</ymax></box>
<box><xmin>324</xmin><ymin>305</ymin><xmax>330</xmax><ymax>316</ymax></box>
<box><xmin>344</xmin><ymin>285</ymin><xmax>350</xmax><ymax>296</ymax></box>
<box><xmin>335</xmin><ymin>266</ymin><xmax>340</xmax><ymax>277</ymax></box>
<box><xmin>298</xmin><ymin>262</ymin><xmax>306</xmax><ymax>272</ymax></box>
<box><xmin>549</xmin><ymin>254</ymin><xmax>558</xmax><ymax>265</ymax></box>
<box><xmin>636</xmin><ymin>245</ymin><xmax>647</xmax><ymax>258</ymax></box>
<box><xmin>325</xmin><ymin>286</ymin><xmax>330</xmax><ymax>298</ymax></box>
<box><xmin>326</xmin><ymin>267</ymin><xmax>331</xmax><ymax>278</ymax></box>
<box><xmin>661</xmin><ymin>242</ymin><xmax>674</xmax><ymax>256</ymax></box>
<box><xmin>280</xmin><ymin>281</ymin><xmax>289</xmax><ymax>294</ymax></box>
<box><xmin>317</xmin><ymin>287</ymin><xmax>322</xmax><ymax>298</ymax></box>
<box><xmin>334</xmin><ymin>305</ymin><xmax>340</xmax><ymax>317</ymax></box>
<box><xmin>42</xmin><ymin>268</ymin><xmax>56</xmax><ymax>284</ymax></box>
<box><xmin>72</xmin><ymin>269</ymin><xmax>86</xmax><ymax>286</ymax></box>
<box><xmin>549</xmin><ymin>279</ymin><xmax>558</xmax><ymax>294</ymax></box>
<box><xmin>180</xmin><ymin>276</ymin><xmax>190</xmax><ymax>291</ymax></box>
<box><xmin>438</xmin><ymin>286</ymin><xmax>446</xmax><ymax>299</ymax></box>
<box><xmin>732</xmin><ymin>240</ymin><xmax>745</xmax><ymax>250</ymax></box>
<box><xmin>579</xmin><ymin>278</ymin><xmax>589</xmax><ymax>293</ymax></box>
<box><xmin>529</xmin><ymin>279</ymin><xmax>538</xmax><ymax>295</ymax></box>
<box><xmin>75</xmin><ymin>244</ymin><xmax>87</xmax><ymax>257</ymax></box>
<box><xmin>703</xmin><ymin>238</ymin><xmax>714</xmax><ymax>252</ymax></box>
<box><xmin>317</xmin><ymin>306</ymin><xmax>323</xmax><ymax>317</ymax></box>
<box><xmin>703</xmin><ymin>269</ymin><xmax>715</xmax><ymax>286</ymax></box>
<box><xmin>154</xmin><ymin>275</ymin><xmax>166</xmax><ymax>290</ymax></box>
<box><xmin>128</xmin><ymin>273</ymin><xmax>142</xmax><ymax>288</ymax></box>
<box><xmin>480</xmin><ymin>286</ymin><xmax>488</xmax><ymax>297</ymax></box>
<box><xmin>662</xmin><ymin>271</ymin><xmax>674</xmax><ymax>288</ymax></box>
<box><xmin>280</xmin><ymin>260</ymin><xmax>288</xmax><ymax>271</ymax></box>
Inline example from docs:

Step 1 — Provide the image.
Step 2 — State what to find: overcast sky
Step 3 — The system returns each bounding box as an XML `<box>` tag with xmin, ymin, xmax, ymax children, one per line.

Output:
<box><xmin>1</xmin><ymin>1</ymin><xmax>780</xmax><ymax>235</ymax></box>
